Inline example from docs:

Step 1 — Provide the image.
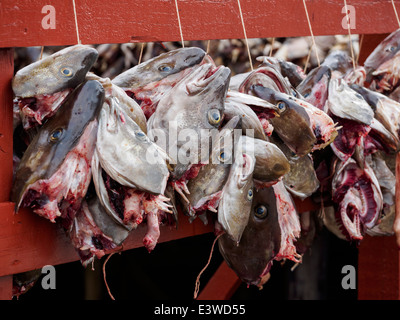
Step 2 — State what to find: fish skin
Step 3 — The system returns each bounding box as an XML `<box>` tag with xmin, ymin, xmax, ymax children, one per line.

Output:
<box><xmin>12</xmin><ymin>45</ymin><xmax>98</xmax><ymax>98</ymax></box>
<box><xmin>250</xmin><ymin>85</ymin><xmax>316</xmax><ymax>157</ymax></box>
<box><xmin>218</xmin><ymin>186</ymin><xmax>281</xmax><ymax>287</ymax></box>
<box><xmin>12</xmin><ymin>80</ymin><xmax>105</xmax><ymax>213</ymax></box>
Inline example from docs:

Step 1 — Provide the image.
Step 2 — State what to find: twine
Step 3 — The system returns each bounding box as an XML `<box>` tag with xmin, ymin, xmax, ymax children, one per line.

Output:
<box><xmin>174</xmin><ymin>0</ymin><xmax>185</xmax><ymax>47</ymax></box>
<box><xmin>343</xmin><ymin>0</ymin><xmax>356</xmax><ymax>70</ymax></box>
<box><xmin>392</xmin><ymin>0</ymin><xmax>400</xmax><ymax>28</ymax></box>
<box><xmin>302</xmin><ymin>0</ymin><xmax>320</xmax><ymax>67</ymax></box>
<box><xmin>236</xmin><ymin>0</ymin><xmax>253</xmax><ymax>71</ymax></box>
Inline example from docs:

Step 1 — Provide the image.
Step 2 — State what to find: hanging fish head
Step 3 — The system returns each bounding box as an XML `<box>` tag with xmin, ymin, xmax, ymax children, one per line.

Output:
<box><xmin>218</xmin><ymin>186</ymin><xmax>281</xmax><ymax>288</ymax></box>
<box><xmin>296</xmin><ymin>65</ymin><xmax>331</xmax><ymax>110</ymax></box>
<box><xmin>250</xmin><ymin>85</ymin><xmax>317</xmax><ymax>157</ymax></box>
<box><xmin>364</xmin><ymin>29</ymin><xmax>400</xmax><ymax>92</ymax></box>
<box><xmin>12</xmin><ymin>45</ymin><xmax>99</xmax><ymax>129</ymax></box>
<box><xmin>11</xmin><ymin>80</ymin><xmax>105</xmax><ymax>222</ymax></box>
<box><xmin>148</xmin><ymin>62</ymin><xmax>231</xmax><ymax>179</ymax></box>
<box><xmin>218</xmin><ymin>135</ymin><xmax>256</xmax><ymax>244</ymax></box>
<box><xmin>112</xmin><ymin>47</ymin><xmax>207</xmax><ymax>118</ymax></box>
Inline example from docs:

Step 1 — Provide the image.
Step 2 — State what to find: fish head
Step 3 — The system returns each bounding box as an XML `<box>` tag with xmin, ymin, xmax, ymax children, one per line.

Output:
<box><xmin>12</xmin><ymin>45</ymin><xmax>98</xmax><ymax>98</ymax></box>
<box><xmin>12</xmin><ymin>80</ymin><xmax>105</xmax><ymax>212</ymax></box>
<box><xmin>364</xmin><ymin>29</ymin><xmax>400</xmax><ymax>77</ymax></box>
<box><xmin>218</xmin><ymin>135</ymin><xmax>256</xmax><ymax>243</ymax></box>
<box><xmin>218</xmin><ymin>186</ymin><xmax>281</xmax><ymax>287</ymax></box>
<box><xmin>297</xmin><ymin>65</ymin><xmax>332</xmax><ymax>109</ymax></box>
<box><xmin>250</xmin><ymin>85</ymin><xmax>316</xmax><ymax>156</ymax></box>
<box><xmin>327</xmin><ymin>79</ymin><xmax>374</xmax><ymax>125</ymax></box>
<box><xmin>112</xmin><ymin>47</ymin><xmax>206</xmax><ymax>90</ymax></box>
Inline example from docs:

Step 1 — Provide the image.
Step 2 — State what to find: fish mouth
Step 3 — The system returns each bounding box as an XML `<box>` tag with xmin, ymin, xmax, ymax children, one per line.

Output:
<box><xmin>187</xmin><ymin>63</ymin><xmax>230</xmax><ymax>94</ymax></box>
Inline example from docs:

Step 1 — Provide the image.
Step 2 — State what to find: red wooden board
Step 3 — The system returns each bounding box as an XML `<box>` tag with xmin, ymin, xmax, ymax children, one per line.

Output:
<box><xmin>1</xmin><ymin>0</ymin><xmax>400</xmax><ymax>48</ymax></box>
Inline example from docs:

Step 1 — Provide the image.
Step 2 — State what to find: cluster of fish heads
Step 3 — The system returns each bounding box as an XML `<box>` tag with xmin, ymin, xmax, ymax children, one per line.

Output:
<box><xmin>10</xmin><ymin>29</ymin><xmax>400</xmax><ymax>289</ymax></box>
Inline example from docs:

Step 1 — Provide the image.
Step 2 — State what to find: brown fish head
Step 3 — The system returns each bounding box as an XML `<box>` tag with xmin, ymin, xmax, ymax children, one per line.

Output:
<box><xmin>218</xmin><ymin>186</ymin><xmax>281</xmax><ymax>287</ymax></box>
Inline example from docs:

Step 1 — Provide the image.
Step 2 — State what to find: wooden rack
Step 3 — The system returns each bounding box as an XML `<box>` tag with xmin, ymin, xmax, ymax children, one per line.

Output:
<box><xmin>0</xmin><ymin>0</ymin><xmax>399</xmax><ymax>300</ymax></box>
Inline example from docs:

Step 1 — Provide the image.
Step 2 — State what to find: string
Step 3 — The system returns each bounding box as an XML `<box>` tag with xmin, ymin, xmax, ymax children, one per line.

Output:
<box><xmin>303</xmin><ymin>45</ymin><xmax>313</xmax><ymax>73</ymax></box>
<box><xmin>206</xmin><ymin>40</ymin><xmax>211</xmax><ymax>54</ymax></box>
<box><xmin>302</xmin><ymin>0</ymin><xmax>320</xmax><ymax>66</ymax></box>
<box><xmin>71</xmin><ymin>0</ymin><xmax>81</xmax><ymax>44</ymax></box>
<box><xmin>138</xmin><ymin>43</ymin><xmax>145</xmax><ymax>64</ymax></box>
<box><xmin>269</xmin><ymin>38</ymin><xmax>275</xmax><ymax>57</ymax></box>
<box><xmin>174</xmin><ymin>0</ymin><xmax>185</xmax><ymax>48</ymax></box>
<box><xmin>103</xmin><ymin>253</ymin><xmax>116</xmax><ymax>300</ymax></box>
<box><xmin>343</xmin><ymin>0</ymin><xmax>356</xmax><ymax>70</ymax></box>
<box><xmin>39</xmin><ymin>46</ymin><xmax>44</xmax><ymax>60</ymax></box>
<box><xmin>193</xmin><ymin>232</ymin><xmax>225</xmax><ymax>299</ymax></box>
<box><xmin>236</xmin><ymin>0</ymin><xmax>253</xmax><ymax>71</ymax></box>
<box><xmin>391</xmin><ymin>0</ymin><xmax>400</xmax><ymax>28</ymax></box>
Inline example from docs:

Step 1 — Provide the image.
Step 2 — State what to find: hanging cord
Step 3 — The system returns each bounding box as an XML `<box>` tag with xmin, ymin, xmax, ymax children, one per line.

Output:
<box><xmin>391</xmin><ymin>0</ymin><xmax>400</xmax><ymax>28</ymax></box>
<box><xmin>138</xmin><ymin>43</ymin><xmax>145</xmax><ymax>64</ymax></box>
<box><xmin>303</xmin><ymin>46</ymin><xmax>313</xmax><ymax>73</ymax></box>
<box><xmin>302</xmin><ymin>0</ymin><xmax>320</xmax><ymax>67</ymax></box>
<box><xmin>71</xmin><ymin>0</ymin><xmax>81</xmax><ymax>44</ymax></box>
<box><xmin>343</xmin><ymin>0</ymin><xmax>356</xmax><ymax>71</ymax></box>
<box><xmin>206</xmin><ymin>40</ymin><xmax>211</xmax><ymax>54</ymax></box>
<box><xmin>103</xmin><ymin>253</ymin><xmax>117</xmax><ymax>300</ymax></box>
<box><xmin>193</xmin><ymin>232</ymin><xmax>225</xmax><ymax>299</ymax></box>
<box><xmin>174</xmin><ymin>0</ymin><xmax>185</xmax><ymax>47</ymax></box>
<box><xmin>269</xmin><ymin>38</ymin><xmax>275</xmax><ymax>57</ymax></box>
<box><xmin>236</xmin><ymin>0</ymin><xmax>253</xmax><ymax>71</ymax></box>
<box><xmin>38</xmin><ymin>46</ymin><xmax>44</xmax><ymax>60</ymax></box>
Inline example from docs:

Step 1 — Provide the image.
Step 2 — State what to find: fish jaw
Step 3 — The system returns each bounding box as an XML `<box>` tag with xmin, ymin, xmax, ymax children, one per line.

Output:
<box><xmin>16</xmin><ymin>120</ymin><xmax>98</xmax><ymax>222</ymax></box>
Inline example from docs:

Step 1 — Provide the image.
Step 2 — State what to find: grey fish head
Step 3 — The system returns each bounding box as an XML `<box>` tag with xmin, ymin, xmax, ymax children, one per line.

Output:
<box><xmin>111</xmin><ymin>47</ymin><xmax>206</xmax><ymax>89</ymax></box>
<box><xmin>297</xmin><ymin>65</ymin><xmax>332</xmax><ymax>97</ymax></box>
<box><xmin>218</xmin><ymin>186</ymin><xmax>281</xmax><ymax>286</ymax></box>
<box><xmin>364</xmin><ymin>29</ymin><xmax>400</xmax><ymax>75</ymax></box>
<box><xmin>11</xmin><ymin>80</ymin><xmax>105</xmax><ymax>210</ymax></box>
<box><xmin>321</xmin><ymin>50</ymin><xmax>353</xmax><ymax>74</ymax></box>
<box><xmin>12</xmin><ymin>45</ymin><xmax>98</xmax><ymax>98</ymax></box>
<box><xmin>327</xmin><ymin>79</ymin><xmax>374</xmax><ymax>125</ymax></box>
<box><xmin>251</xmin><ymin>85</ymin><xmax>316</xmax><ymax>157</ymax></box>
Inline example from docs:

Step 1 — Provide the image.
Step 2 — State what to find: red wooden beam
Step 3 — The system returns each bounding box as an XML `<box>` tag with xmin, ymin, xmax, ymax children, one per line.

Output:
<box><xmin>1</xmin><ymin>0</ymin><xmax>400</xmax><ymax>48</ymax></box>
<box><xmin>196</xmin><ymin>261</ymin><xmax>242</xmax><ymax>300</ymax></box>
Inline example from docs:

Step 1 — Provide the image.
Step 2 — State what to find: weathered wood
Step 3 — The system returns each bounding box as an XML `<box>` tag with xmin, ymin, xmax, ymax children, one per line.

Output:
<box><xmin>1</xmin><ymin>0</ymin><xmax>400</xmax><ymax>48</ymax></box>
<box><xmin>0</xmin><ymin>202</ymin><xmax>214</xmax><ymax>278</ymax></box>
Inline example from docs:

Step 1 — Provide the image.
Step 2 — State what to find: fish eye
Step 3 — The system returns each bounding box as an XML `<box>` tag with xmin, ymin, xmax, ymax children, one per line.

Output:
<box><xmin>208</xmin><ymin>109</ymin><xmax>222</xmax><ymax>125</ymax></box>
<box><xmin>158</xmin><ymin>64</ymin><xmax>173</xmax><ymax>72</ymax></box>
<box><xmin>60</xmin><ymin>67</ymin><xmax>73</xmax><ymax>77</ymax></box>
<box><xmin>254</xmin><ymin>205</ymin><xmax>268</xmax><ymax>219</ymax></box>
<box><xmin>276</xmin><ymin>101</ymin><xmax>287</xmax><ymax>113</ymax></box>
<box><xmin>291</xmin><ymin>89</ymin><xmax>297</xmax><ymax>97</ymax></box>
<box><xmin>135</xmin><ymin>131</ymin><xmax>147</xmax><ymax>139</ymax></box>
<box><xmin>49</xmin><ymin>128</ymin><xmax>63</xmax><ymax>142</ymax></box>
<box><xmin>303</xmin><ymin>92</ymin><xmax>310</xmax><ymax>98</ymax></box>
<box><xmin>386</xmin><ymin>46</ymin><xmax>397</xmax><ymax>52</ymax></box>
<box><xmin>247</xmin><ymin>189</ymin><xmax>253</xmax><ymax>201</ymax></box>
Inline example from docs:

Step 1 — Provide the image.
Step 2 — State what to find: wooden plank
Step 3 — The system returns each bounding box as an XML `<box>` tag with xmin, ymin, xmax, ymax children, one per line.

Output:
<box><xmin>358</xmin><ymin>235</ymin><xmax>400</xmax><ymax>300</ymax></box>
<box><xmin>0</xmin><ymin>202</ymin><xmax>213</xmax><ymax>277</ymax></box>
<box><xmin>0</xmin><ymin>48</ymin><xmax>14</xmax><ymax>202</ymax></box>
<box><xmin>196</xmin><ymin>261</ymin><xmax>242</xmax><ymax>300</ymax></box>
<box><xmin>1</xmin><ymin>0</ymin><xmax>400</xmax><ymax>48</ymax></box>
